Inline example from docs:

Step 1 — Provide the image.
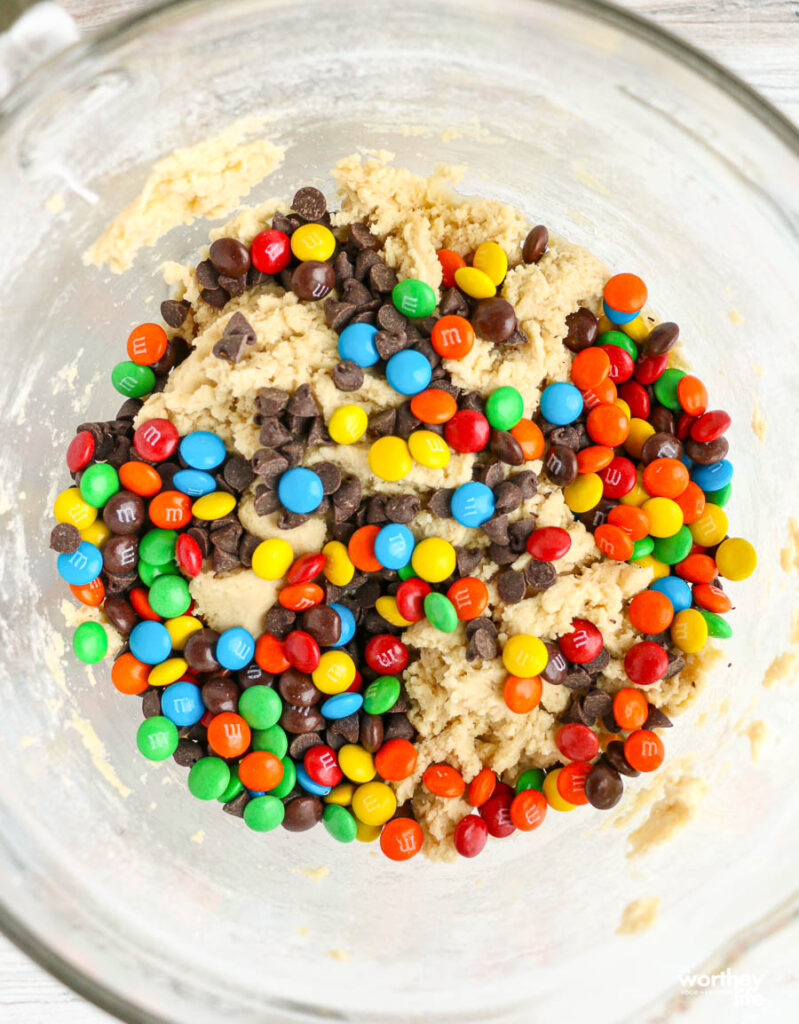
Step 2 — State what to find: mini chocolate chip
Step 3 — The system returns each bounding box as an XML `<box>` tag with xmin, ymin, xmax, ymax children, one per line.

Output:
<box><xmin>490</xmin><ymin>430</ymin><xmax>524</xmax><ymax>466</ymax></box>
<box><xmin>385</xmin><ymin>494</ymin><xmax>420</xmax><ymax>523</ymax></box>
<box><xmin>251</xmin><ymin>448</ymin><xmax>288</xmax><ymax>481</ymax></box>
<box><xmin>474</xmin><ymin>461</ymin><xmax>504</xmax><ymax>489</ymax></box>
<box><xmin>247</xmin><ymin>267</ymin><xmax>270</xmax><ymax>288</ymax></box>
<box><xmin>522</xmin><ymin>225</ymin><xmax>549</xmax><ymax>263</ymax></box>
<box><xmin>464</xmin><ymin>617</ymin><xmax>496</xmax><ymax>640</ymax></box>
<box><xmin>291</xmin><ymin>186</ymin><xmax>327</xmax><ymax>220</ymax></box>
<box><xmin>354</xmin><ymin>247</ymin><xmax>381</xmax><ymax>282</ymax></box>
<box><xmin>259</xmin><ymin>418</ymin><xmax>293</xmax><ymax>448</ymax></box>
<box><xmin>482</xmin><ymin>514</ymin><xmax>510</xmax><ymax>545</ymax></box>
<box><xmin>497</xmin><ymin>570</ymin><xmax>526</xmax><ymax>604</ymax></box>
<box><xmin>217</xmin><ymin>274</ymin><xmax>246</xmax><ymax>298</ymax></box>
<box><xmin>333</xmin><ymin>250</ymin><xmax>354</xmax><ymax>282</ymax></box>
<box><xmin>184</xmin><ymin>629</ymin><xmax>221</xmax><ymax>673</ymax></box>
<box><xmin>331</xmin><ymin>360</ymin><xmax>364</xmax><ymax>392</ymax></box>
<box><xmin>645</xmin><ymin>704</ymin><xmax>673</xmax><ymax>729</ymax></box>
<box><xmin>332</xmin><ymin>477</ymin><xmax>362</xmax><ymax>520</ymax></box>
<box><xmin>271</xmin><ymin>212</ymin><xmax>294</xmax><ymax>235</ymax></box>
<box><xmin>285</xmin><ymin>383</ymin><xmax>318</xmax><ymax>418</ymax></box>
<box><xmin>288</xmin><ymin>732</ymin><xmax>323</xmax><ymax>760</ymax></box>
<box><xmin>160</xmin><ymin>299</ymin><xmax>191</xmax><ymax>328</ymax></box>
<box><xmin>585</xmin><ymin>762</ymin><xmax>623</xmax><ymax>809</ymax></box>
<box><xmin>290</xmin><ymin>260</ymin><xmax>335</xmax><ymax>301</ymax></box>
<box><xmin>210</xmin><ymin>522</ymin><xmax>242</xmax><ymax>555</ymax></box>
<box><xmin>365</xmin><ymin>494</ymin><xmax>388</xmax><ymax>525</ymax></box>
<box><xmin>348</xmin><ymin>222</ymin><xmax>380</xmax><ymax>250</ymax></box>
<box><xmin>369</xmin><ymin>261</ymin><xmax>398</xmax><ymax>293</ymax></box>
<box><xmin>238</xmin><ymin>532</ymin><xmax>260</xmax><ymax>569</ymax></box>
<box><xmin>383</xmin><ymin>713</ymin><xmax>415</xmax><ymax>741</ymax></box>
<box><xmin>173</xmin><ymin>739</ymin><xmax>204</xmax><ymax>768</ymax></box>
<box><xmin>493</xmin><ymin>481</ymin><xmax>522</xmax><ymax>514</ymax></box>
<box><xmin>222</xmin><ymin>454</ymin><xmax>255</xmax><ymax>493</ymax></box>
<box><xmin>459</xmin><ymin>390</ymin><xmax>485</xmax><ymax>414</ymax></box>
<box><xmin>201</xmin><ymin>286</ymin><xmax>229</xmax><ymax>308</ymax></box>
<box><xmin>324</xmin><ymin>298</ymin><xmax>357</xmax><ymax>332</ymax></box>
<box><xmin>544</xmin><ymin>444</ymin><xmax>578</xmax><ymax>486</ymax></box>
<box><xmin>488</xmin><ymin>542</ymin><xmax>516</xmax><ymax>566</ymax></box>
<box><xmin>141</xmin><ymin>689</ymin><xmax>162</xmax><ymax>718</ymax></box>
<box><xmin>428</xmin><ymin>488</ymin><xmax>454</xmax><ymax>518</ymax></box>
<box><xmin>223</xmin><ymin>791</ymin><xmax>250</xmax><ymax>817</ymax></box>
<box><xmin>350</xmin><ymin>309</ymin><xmax>377</xmax><ymax>325</ymax></box>
<box><xmin>563</xmin><ymin>669</ymin><xmax>591</xmax><ymax>690</ymax></box>
<box><xmin>582</xmin><ymin>687</ymin><xmax>612</xmax><ymax>720</ymax></box>
<box><xmin>395</xmin><ymin>402</ymin><xmax>421</xmax><ymax>440</ymax></box>
<box><xmin>50</xmin><ymin>523</ymin><xmax>80</xmax><ymax>553</ymax></box>
<box><xmin>439</xmin><ymin>286</ymin><xmax>470</xmax><ymax>318</ymax></box>
<box><xmin>643</xmin><ymin>322</ymin><xmax>679</xmax><ymax>357</ymax></box>
<box><xmin>253</xmin><ymin>485</ymin><xmax>281</xmax><ymax>516</ymax></box>
<box><xmin>342</xmin><ymin>277</ymin><xmax>373</xmax><ymax>308</ymax></box>
<box><xmin>277</xmin><ymin>510</ymin><xmax>310</xmax><ymax>531</ymax></box>
<box><xmin>583</xmin><ymin>648</ymin><xmax>610</xmax><ymax>676</ymax></box>
<box><xmin>377</xmin><ymin>303</ymin><xmax>407</xmax><ymax>332</ymax></box>
<box><xmin>665</xmin><ymin>652</ymin><xmax>686</xmax><ymax>678</ymax></box>
<box><xmin>354</xmin><ymin>579</ymin><xmax>381</xmax><ymax>609</ymax></box>
<box><xmin>196</xmin><ymin>259</ymin><xmax>219</xmax><ymax>289</ymax></box>
<box><xmin>212</xmin><ymin>547</ymin><xmax>240</xmax><ymax>573</ymax></box>
<box><xmin>603</xmin><ymin>741</ymin><xmax>640</xmax><ymax>777</ymax></box>
<box><xmin>256</xmin><ymin>387</ymin><xmax>290</xmax><ymax>417</ymax></box>
<box><xmin>563</xmin><ymin>307</ymin><xmax>599</xmax><ymax>353</ymax></box>
<box><xmin>455</xmin><ymin>546</ymin><xmax>483</xmax><ymax>575</ymax></box>
<box><xmin>328</xmin><ymin>711</ymin><xmax>360</xmax><ymax>744</ymax></box>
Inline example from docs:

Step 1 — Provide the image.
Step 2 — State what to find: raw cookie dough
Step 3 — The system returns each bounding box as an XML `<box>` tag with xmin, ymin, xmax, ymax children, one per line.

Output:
<box><xmin>136</xmin><ymin>154</ymin><xmax>715</xmax><ymax>859</ymax></box>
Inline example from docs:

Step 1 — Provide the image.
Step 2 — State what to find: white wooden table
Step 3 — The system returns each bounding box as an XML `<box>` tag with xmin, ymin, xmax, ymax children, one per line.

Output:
<box><xmin>2</xmin><ymin>2</ymin><xmax>798</xmax><ymax>1022</ymax></box>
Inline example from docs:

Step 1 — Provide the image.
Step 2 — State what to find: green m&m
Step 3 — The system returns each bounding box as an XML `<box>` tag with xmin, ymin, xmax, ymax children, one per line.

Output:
<box><xmin>148</xmin><ymin>574</ymin><xmax>191</xmax><ymax>617</ymax></box>
<box><xmin>423</xmin><ymin>592</ymin><xmax>458</xmax><ymax>634</ymax></box>
<box><xmin>653</xmin><ymin>368</ymin><xmax>686</xmax><ymax>411</ymax></box>
<box><xmin>392</xmin><ymin>278</ymin><xmax>436</xmax><ymax>319</ymax></box>
<box><xmin>652</xmin><ymin>525</ymin><xmax>693</xmax><ymax>565</ymax></box>
<box><xmin>631</xmin><ymin>536</ymin><xmax>654</xmax><ymax>560</ymax></box>
<box><xmin>251</xmin><ymin>724</ymin><xmax>288</xmax><ymax>759</ymax></box>
<box><xmin>138</xmin><ymin>559</ymin><xmax>178</xmax><ymax>587</ymax></box>
<box><xmin>72</xmin><ymin>621</ymin><xmax>108</xmax><ymax>664</ymax></box>
<box><xmin>188</xmin><ymin>757</ymin><xmax>230</xmax><ymax>800</ymax></box>
<box><xmin>79</xmin><ymin>463</ymin><xmax>119</xmax><ymax>508</ymax></box>
<box><xmin>515</xmin><ymin>768</ymin><xmax>545</xmax><ymax>794</ymax></box>
<box><xmin>136</xmin><ymin>716</ymin><xmax>179</xmax><ymax>762</ymax></box>
<box><xmin>363</xmin><ymin>675</ymin><xmax>401</xmax><ymax>714</ymax></box>
<box><xmin>323</xmin><ymin>804</ymin><xmax>357</xmax><ymax>843</ymax></box>
<box><xmin>139</xmin><ymin>528</ymin><xmax>177</xmax><ymax>565</ymax></box>
<box><xmin>111</xmin><ymin>360</ymin><xmax>155</xmax><ymax>398</ymax></box>
<box><xmin>599</xmin><ymin>330</ymin><xmax>638</xmax><ymax>361</ymax></box>
<box><xmin>485</xmin><ymin>386</ymin><xmax>524</xmax><ymax>431</ymax></box>
<box><xmin>244</xmin><ymin>795</ymin><xmax>285</xmax><ymax>832</ymax></box>
<box><xmin>239</xmin><ymin>685</ymin><xmax>282</xmax><ymax>730</ymax></box>
<box><xmin>269</xmin><ymin>757</ymin><xmax>296</xmax><ymax>798</ymax></box>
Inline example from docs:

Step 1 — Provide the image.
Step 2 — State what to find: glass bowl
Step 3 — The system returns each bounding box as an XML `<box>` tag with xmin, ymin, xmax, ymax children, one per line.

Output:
<box><xmin>0</xmin><ymin>1</ymin><xmax>797</xmax><ymax>1022</ymax></box>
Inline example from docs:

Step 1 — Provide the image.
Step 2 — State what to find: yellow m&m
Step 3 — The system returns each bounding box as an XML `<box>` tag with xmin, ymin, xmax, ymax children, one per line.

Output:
<box><xmin>368</xmin><ymin>436</ymin><xmax>412</xmax><ymax>482</ymax></box>
<box><xmin>670</xmin><ymin>608</ymin><xmax>708</xmax><ymax>653</ymax></box>
<box><xmin>80</xmin><ymin>519</ymin><xmax>111</xmax><ymax>549</ymax></box>
<box><xmin>408</xmin><ymin>429</ymin><xmax>450</xmax><ymax>469</ymax></box>
<box><xmin>543</xmin><ymin>769</ymin><xmax>576</xmax><ymax>812</ymax></box>
<box><xmin>312</xmin><ymin>651</ymin><xmax>356</xmax><ymax>694</ymax></box>
<box><xmin>290</xmin><ymin>223</ymin><xmax>335</xmax><ymax>262</ymax></box>
<box><xmin>454</xmin><ymin>266</ymin><xmax>496</xmax><ymax>300</ymax></box>
<box><xmin>165</xmin><ymin>615</ymin><xmax>203</xmax><ymax>650</ymax></box>
<box><xmin>328</xmin><ymin>404</ymin><xmax>368</xmax><ymax>445</ymax></box>
<box><xmin>251</xmin><ymin>538</ymin><xmax>294</xmax><ymax>581</ymax></box>
<box><xmin>54</xmin><ymin>487</ymin><xmax>97</xmax><ymax>530</ymax></box>
<box><xmin>689</xmin><ymin>503</ymin><xmax>728</xmax><ymax>547</ymax></box>
<box><xmin>716</xmin><ymin>537</ymin><xmax>757</xmax><ymax>581</ymax></box>
<box><xmin>564</xmin><ymin>472</ymin><xmax>603</xmax><ymax>514</ymax></box>
<box><xmin>322</xmin><ymin>540</ymin><xmax>355</xmax><ymax>587</ymax></box>
<box><xmin>338</xmin><ymin>744</ymin><xmax>376</xmax><ymax>784</ymax></box>
<box><xmin>472</xmin><ymin>241</ymin><xmax>508</xmax><ymax>286</ymax></box>
<box><xmin>502</xmin><ymin>634</ymin><xmax>548</xmax><ymax>677</ymax></box>
<box><xmin>643</xmin><ymin>497</ymin><xmax>683</xmax><ymax>538</ymax></box>
<box><xmin>375</xmin><ymin>595</ymin><xmax>413</xmax><ymax>628</ymax></box>
<box><xmin>352</xmin><ymin>781</ymin><xmax>397</xmax><ymax>826</ymax></box>
<box><xmin>148</xmin><ymin>657</ymin><xmax>188</xmax><ymax>687</ymax></box>
<box><xmin>411</xmin><ymin>537</ymin><xmax>456</xmax><ymax>583</ymax></box>
<box><xmin>191</xmin><ymin>491</ymin><xmax>236</xmax><ymax>521</ymax></box>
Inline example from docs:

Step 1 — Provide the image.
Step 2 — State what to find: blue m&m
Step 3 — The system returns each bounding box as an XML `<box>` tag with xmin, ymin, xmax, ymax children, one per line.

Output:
<box><xmin>649</xmin><ymin>576</ymin><xmax>692</xmax><ymax>613</ymax></box>
<box><xmin>57</xmin><ymin>541</ymin><xmax>103</xmax><ymax>585</ymax></box>
<box><xmin>539</xmin><ymin>382</ymin><xmax>583</xmax><ymax>425</ymax></box>
<box><xmin>295</xmin><ymin>763</ymin><xmax>331</xmax><ymax>796</ymax></box>
<box><xmin>329</xmin><ymin>603</ymin><xmax>356</xmax><ymax>646</ymax></box>
<box><xmin>385</xmin><ymin>350</ymin><xmax>432</xmax><ymax>396</ymax></box>
<box><xmin>277</xmin><ymin>467</ymin><xmax>324</xmax><ymax>514</ymax></box>
<box><xmin>338</xmin><ymin>323</ymin><xmax>380</xmax><ymax>367</ymax></box>
<box><xmin>129</xmin><ymin>620</ymin><xmax>172</xmax><ymax>665</ymax></box>
<box><xmin>172</xmin><ymin>468</ymin><xmax>216</xmax><ymax>497</ymax></box>
<box><xmin>215</xmin><ymin>627</ymin><xmax>255</xmax><ymax>670</ymax></box>
<box><xmin>320</xmin><ymin>692</ymin><xmax>364</xmax><ymax>720</ymax></box>
<box><xmin>450</xmin><ymin>482</ymin><xmax>495</xmax><ymax>527</ymax></box>
<box><xmin>690</xmin><ymin>459</ymin><xmax>733</xmax><ymax>492</ymax></box>
<box><xmin>374</xmin><ymin>523</ymin><xmax>415</xmax><ymax>570</ymax></box>
<box><xmin>160</xmin><ymin>681</ymin><xmax>205</xmax><ymax>727</ymax></box>
<box><xmin>179</xmin><ymin>430</ymin><xmax>226</xmax><ymax>470</ymax></box>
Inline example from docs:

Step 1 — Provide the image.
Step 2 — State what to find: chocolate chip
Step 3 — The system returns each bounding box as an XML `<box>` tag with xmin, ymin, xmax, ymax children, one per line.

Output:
<box><xmin>141</xmin><ymin>689</ymin><xmax>161</xmax><ymax>718</ymax></box>
<box><xmin>115</xmin><ymin>398</ymin><xmax>143</xmax><ymax>421</ymax></box>
<box><xmin>103</xmin><ymin>596</ymin><xmax>137</xmax><ymax>635</ymax></box>
<box><xmin>260</xmin><ymin>417</ymin><xmax>293</xmax><ymax>448</ymax></box>
<box><xmin>210</xmin><ymin>522</ymin><xmax>242</xmax><ymax>555</ymax></box>
<box><xmin>428</xmin><ymin>488</ymin><xmax>454</xmax><ymax>518</ymax></box>
<box><xmin>222</xmin><ymin>791</ymin><xmax>250</xmax><ymax>817</ymax></box>
<box><xmin>247</xmin><ymin>267</ymin><xmax>270</xmax><ymax>288</ymax></box>
<box><xmin>286</xmin><ymin>383</ymin><xmax>319</xmax><ymax>419</ymax></box>
<box><xmin>459</xmin><ymin>390</ymin><xmax>485</xmax><ymax>414</ymax></box>
<box><xmin>395</xmin><ymin>402</ymin><xmax>421</xmax><ymax>440</ymax></box>
<box><xmin>467</xmin><ymin>629</ymin><xmax>498</xmax><ymax>661</ymax></box>
<box><xmin>218</xmin><ymin>273</ymin><xmax>246</xmax><ymax>298</ymax></box>
<box><xmin>234</xmin><ymin>531</ymin><xmax>258</xmax><ymax>569</ymax></box>
<box><xmin>603</xmin><ymin>741</ymin><xmax>640</xmax><ymax>777</ymax></box>
<box><xmin>160</xmin><ymin>299</ymin><xmax>191</xmax><ymax>328</ymax></box>
<box><xmin>490</xmin><ymin>430</ymin><xmax>524</xmax><ymax>466</ymax></box>
<box><xmin>643</xmin><ymin>322</ymin><xmax>679</xmax><ymax>357</ymax></box>
<box><xmin>582</xmin><ymin>687</ymin><xmax>612</xmax><ymax>721</ymax></box>
<box><xmin>488</xmin><ymin>542</ymin><xmax>516</xmax><ymax>566</ymax></box>
<box><xmin>271</xmin><ymin>212</ymin><xmax>294</xmax><ymax>235</ymax></box>
<box><xmin>173</xmin><ymin>739</ymin><xmax>204</xmax><ymax>768</ymax></box>
<box><xmin>563</xmin><ymin>669</ymin><xmax>591</xmax><ymax>690</ymax></box>
<box><xmin>196</xmin><ymin>259</ymin><xmax>219</xmax><ymax>289</ymax></box>
<box><xmin>473</xmin><ymin>461</ymin><xmax>504</xmax><ymax>489</ymax></box>
<box><xmin>540</xmin><ymin>642</ymin><xmax>568</xmax><ymax>684</ymax></box>
<box><xmin>665</xmin><ymin>652</ymin><xmax>686</xmax><ymax>678</ymax></box>
<box><xmin>583</xmin><ymin>648</ymin><xmax>610</xmax><ymax>676</ymax></box>
<box><xmin>103</xmin><ymin>570</ymin><xmax>138</xmax><ymax>595</ymax></box>
<box><xmin>360</xmin><ymin>714</ymin><xmax>384</xmax><ymax>753</ymax></box>
<box><xmin>465</xmin><ymin>616</ymin><xmax>497</xmax><ymax>639</ymax></box>
<box><xmin>482</xmin><ymin>514</ymin><xmax>510</xmax><ymax>545</ymax></box>
<box><xmin>103</xmin><ymin>491</ymin><xmax>145</xmax><ymax>534</ymax></box>
<box><xmin>324</xmin><ymin>298</ymin><xmax>357</xmax><ymax>333</ymax></box>
<box><xmin>251</xmin><ymin>449</ymin><xmax>288</xmax><ymax>484</ymax></box>
<box><xmin>50</xmin><ymin>523</ymin><xmax>80</xmax><ymax>553</ymax></box>
<box><xmin>365</xmin><ymin>494</ymin><xmax>387</xmax><ymax>525</ymax></box>
<box><xmin>328</xmin><ymin>711</ymin><xmax>360</xmax><ymax>744</ymax></box>
<box><xmin>288</xmin><ymin>732</ymin><xmax>323</xmax><ymax>760</ymax></box>
<box><xmin>544</xmin><ymin>444</ymin><xmax>578</xmax><ymax>486</ymax></box>
<box><xmin>201</xmin><ymin>287</ymin><xmax>229</xmax><ymax>308</ymax></box>
<box><xmin>497</xmin><ymin>570</ymin><xmax>526</xmax><ymax>604</ymax></box>
<box><xmin>219</xmin><ymin>454</ymin><xmax>253</xmax><ymax>494</ymax></box>
<box><xmin>253</xmin><ymin>485</ymin><xmax>281</xmax><ymax>516</ymax></box>
<box><xmin>350</xmin><ymin>309</ymin><xmax>377</xmax><ymax>326</ymax></box>
<box><xmin>522</xmin><ymin>225</ymin><xmax>549</xmax><ymax>263</ymax></box>
<box><xmin>645</xmin><ymin>704</ymin><xmax>673</xmax><ymax>729</ymax></box>
<box><xmin>376</xmin><ymin>303</ymin><xmax>407</xmax><ymax>333</ymax></box>
<box><xmin>212</xmin><ymin>547</ymin><xmax>240</xmax><ymax>573</ymax></box>
<box><xmin>334</xmin><ymin>250</ymin><xmax>354</xmax><ymax>283</ymax></box>
<box><xmin>563</xmin><ymin>695</ymin><xmax>593</xmax><ymax>726</ymax></box>
<box><xmin>548</xmin><ymin>426</ymin><xmax>580</xmax><ymax>450</ymax></box>
<box><xmin>282</xmin><ymin>795</ymin><xmax>323</xmax><ymax>831</ymax></box>
<box><xmin>642</xmin><ymin>432</ymin><xmax>683</xmax><ymax>464</ymax></box>
<box><xmin>281</xmin><ymin>703</ymin><xmax>324</xmax><ymax>734</ymax></box>
<box><xmin>332</xmin><ymin>477</ymin><xmax>362</xmax><ymax>520</ymax></box>
<box><xmin>348</xmin><ymin>221</ymin><xmax>380</xmax><ymax>250</ymax></box>
<box><xmin>256</xmin><ymin>387</ymin><xmax>290</xmax><ymax>417</ymax></box>
<box><xmin>330</xmin><ymin>360</ymin><xmax>364</xmax><ymax>393</ymax></box>
<box><xmin>290</xmin><ymin>260</ymin><xmax>335</xmax><ymax>301</ymax></box>
<box><xmin>209</xmin><ymin>237</ymin><xmax>251</xmax><ymax>278</ymax></box>
<box><xmin>375</xmin><ymin>330</ymin><xmax>410</xmax><ymax>360</ymax></box>
<box><xmin>301</xmin><ymin>606</ymin><xmax>342</xmax><ymax>647</ymax></box>
<box><xmin>493</xmin><ymin>481</ymin><xmax>522</xmax><ymax>515</ymax></box>
<box><xmin>291</xmin><ymin>186</ymin><xmax>327</xmax><ymax>221</ymax></box>
<box><xmin>585</xmin><ymin>762</ymin><xmax>623</xmax><ymax>809</ymax></box>
<box><xmin>201</xmin><ymin>676</ymin><xmax>240</xmax><ymax>714</ymax></box>
<box><xmin>439</xmin><ymin>286</ymin><xmax>470</xmax><ymax>318</ymax></box>
<box><xmin>184</xmin><ymin>629</ymin><xmax>221</xmax><ymax>672</ymax></box>
<box><xmin>342</xmin><ymin>277</ymin><xmax>373</xmax><ymax>309</ymax></box>
<box><xmin>384</xmin><ymin>713</ymin><xmax>415</xmax><ymax>741</ymax></box>
<box><xmin>353</xmin><ymin>247</ymin><xmax>381</xmax><ymax>283</ymax></box>
<box><xmin>213</xmin><ymin>312</ymin><xmax>256</xmax><ymax>363</ymax></box>
<box><xmin>103</xmin><ymin>535</ymin><xmax>139</xmax><ymax>574</ymax></box>
<box><xmin>277</xmin><ymin>510</ymin><xmax>310</xmax><ymax>531</ymax></box>
<box><xmin>385</xmin><ymin>494</ymin><xmax>420</xmax><ymax>523</ymax></box>
<box><xmin>455</xmin><ymin>546</ymin><xmax>482</xmax><ymax>576</ymax></box>
<box><xmin>563</xmin><ymin>307</ymin><xmax>599</xmax><ymax>353</ymax></box>
<box><xmin>369</xmin><ymin>261</ymin><xmax>398</xmax><ymax>293</ymax></box>
<box><xmin>353</xmin><ymin>579</ymin><xmax>381</xmax><ymax>609</ymax></box>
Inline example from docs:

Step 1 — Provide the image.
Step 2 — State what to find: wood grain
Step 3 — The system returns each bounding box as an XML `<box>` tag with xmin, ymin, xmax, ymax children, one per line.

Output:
<box><xmin>2</xmin><ymin>2</ymin><xmax>798</xmax><ymax>1022</ymax></box>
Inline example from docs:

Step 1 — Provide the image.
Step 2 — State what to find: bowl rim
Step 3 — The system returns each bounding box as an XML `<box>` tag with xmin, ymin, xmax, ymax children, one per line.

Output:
<box><xmin>1</xmin><ymin>1</ymin><xmax>797</xmax><ymax>1022</ymax></box>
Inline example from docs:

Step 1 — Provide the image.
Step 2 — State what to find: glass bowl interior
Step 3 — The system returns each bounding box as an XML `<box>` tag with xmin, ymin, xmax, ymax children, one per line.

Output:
<box><xmin>0</xmin><ymin>1</ymin><xmax>797</xmax><ymax>1022</ymax></box>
